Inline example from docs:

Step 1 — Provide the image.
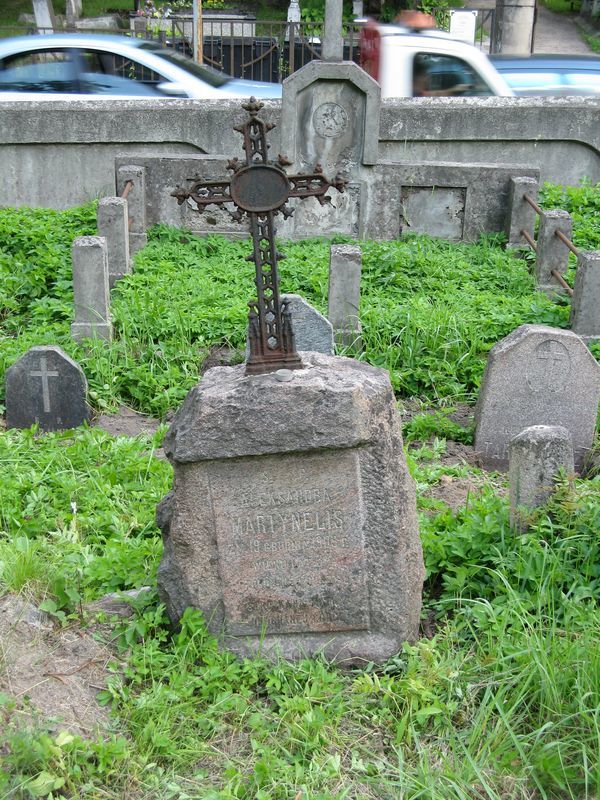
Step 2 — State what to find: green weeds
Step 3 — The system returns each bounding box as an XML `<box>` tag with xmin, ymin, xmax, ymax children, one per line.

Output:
<box><xmin>0</xmin><ymin>205</ymin><xmax>571</xmax><ymax>415</ymax></box>
<box><xmin>1</xmin><ymin>183</ymin><xmax>599</xmax><ymax>798</ymax></box>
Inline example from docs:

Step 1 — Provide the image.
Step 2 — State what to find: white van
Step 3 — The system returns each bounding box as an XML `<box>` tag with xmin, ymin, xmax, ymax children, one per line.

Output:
<box><xmin>359</xmin><ymin>20</ymin><xmax>514</xmax><ymax>98</ymax></box>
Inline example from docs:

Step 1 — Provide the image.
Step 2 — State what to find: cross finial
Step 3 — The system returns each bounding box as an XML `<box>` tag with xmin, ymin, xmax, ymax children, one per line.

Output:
<box><xmin>322</xmin><ymin>0</ymin><xmax>344</xmax><ymax>62</ymax></box>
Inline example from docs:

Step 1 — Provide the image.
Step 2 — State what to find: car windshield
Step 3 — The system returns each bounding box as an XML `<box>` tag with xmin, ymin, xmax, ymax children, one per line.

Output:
<box><xmin>137</xmin><ymin>42</ymin><xmax>230</xmax><ymax>87</ymax></box>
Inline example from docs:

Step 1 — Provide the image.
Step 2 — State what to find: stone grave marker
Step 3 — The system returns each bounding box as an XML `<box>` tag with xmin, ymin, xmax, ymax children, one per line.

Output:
<box><xmin>5</xmin><ymin>345</ymin><xmax>90</xmax><ymax>431</ymax></box>
<box><xmin>71</xmin><ymin>236</ymin><xmax>112</xmax><ymax>343</ymax></box>
<box><xmin>245</xmin><ymin>294</ymin><xmax>334</xmax><ymax>358</ymax></box>
<box><xmin>158</xmin><ymin>353</ymin><xmax>424</xmax><ymax>663</ymax></box>
<box><xmin>97</xmin><ymin>197</ymin><xmax>131</xmax><ymax>287</ymax></box>
<box><xmin>65</xmin><ymin>0</ymin><xmax>82</xmax><ymax>25</ymax></box>
<box><xmin>474</xmin><ymin>325</ymin><xmax>600</xmax><ymax>471</ymax></box>
<box><xmin>32</xmin><ymin>0</ymin><xmax>56</xmax><ymax>32</ymax></box>
<box><xmin>328</xmin><ymin>244</ymin><xmax>362</xmax><ymax>348</ymax></box>
<box><xmin>159</xmin><ymin>99</ymin><xmax>424</xmax><ymax>663</ymax></box>
<box><xmin>509</xmin><ymin>425</ymin><xmax>574</xmax><ymax>531</ymax></box>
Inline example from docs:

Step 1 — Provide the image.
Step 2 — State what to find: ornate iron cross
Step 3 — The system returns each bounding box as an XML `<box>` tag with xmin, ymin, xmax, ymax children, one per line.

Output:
<box><xmin>172</xmin><ymin>97</ymin><xmax>347</xmax><ymax>375</ymax></box>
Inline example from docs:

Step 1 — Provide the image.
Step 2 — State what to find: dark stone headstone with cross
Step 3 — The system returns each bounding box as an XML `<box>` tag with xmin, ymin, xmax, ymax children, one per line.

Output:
<box><xmin>474</xmin><ymin>325</ymin><xmax>600</xmax><ymax>471</ymax></box>
<box><xmin>5</xmin><ymin>345</ymin><xmax>90</xmax><ymax>431</ymax></box>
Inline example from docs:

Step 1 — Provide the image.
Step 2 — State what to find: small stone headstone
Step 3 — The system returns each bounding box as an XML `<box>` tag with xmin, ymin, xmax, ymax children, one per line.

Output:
<box><xmin>328</xmin><ymin>244</ymin><xmax>362</xmax><ymax>348</ymax></box>
<box><xmin>157</xmin><ymin>352</ymin><xmax>424</xmax><ymax>664</ymax></box>
<box><xmin>32</xmin><ymin>0</ymin><xmax>56</xmax><ymax>32</ymax></box>
<box><xmin>65</xmin><ymin>0</ymin><xmax>82</xmax><ymax>24</ymax></box>
<box><xmin>71</xmin><ymin>236</ymin><xmax>112</xmax><ymax>343</ymax></box>
<box><xmin>509</xmin><ymin>425</ymin><xmax>574</xmax><ymax>531</ymax></box>
<box><xmin>245</xmin><ymin>294</ymin><xmax>334</xmax><ymax>359</ymax></box>
<box><xmin>474</xmin><ymin>325</ymin><xmax>600</xmax><ymax>471</ymax></box>
<box><xmin>283</xmin><ymin>294</ymin><xmax>334</xmax><ymax>354</ymax></box>
<box><xmin>570</xmin><ymin>250</ymin><xmax>600</xmax><ymax>342</ymax></box>
<box><xmin>5</xmin><ymin>345</ymin><xmax>90</xmax><ymax>431</ymax></box>
<box><xmin>97</xmin><ymin>197</ymin><xmax>131</xmax><ymax>288</ymax></box>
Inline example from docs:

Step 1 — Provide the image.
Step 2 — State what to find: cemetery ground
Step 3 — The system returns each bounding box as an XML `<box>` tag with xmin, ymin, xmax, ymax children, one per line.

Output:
<box><xmin>0</xmin><ymin>182</ymin><xmax>599</xmax><ymax>799</ymax></box>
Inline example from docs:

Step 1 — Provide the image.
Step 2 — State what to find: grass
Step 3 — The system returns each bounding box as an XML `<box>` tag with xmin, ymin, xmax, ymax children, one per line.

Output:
<box><xmin>0</xmin><ymin>208</ymin><xmax>568</xmax><ymax>417</ymax></box>
<box><xmin>584</xmin><ymin>32</ymin><xmax>600</xmax><ymax>53</ymax></box>
<box><xmin>0</xmin><ymin>182</ymin><xmax>599</xmax><ymax>798</ymax></box>
<box><xmin>538</xmin><ymin>0</ymin><xmax>582</xmax><ymax>12</ymax></box>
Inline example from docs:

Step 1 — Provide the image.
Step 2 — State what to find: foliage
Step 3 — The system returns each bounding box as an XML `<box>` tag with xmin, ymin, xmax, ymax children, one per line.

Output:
<box><xmin>0</xmin><ymin>212</ymin><xmax>570</xmax><ymax>416</ymax></box>
<box><xmin>0</xmin><ymin>426</ymin><xmax>170</xmax><ymax>608</ymax></box>
<box><xmin>1</xmin><ymin>182</ymin><xmax>599</xmax><ymax>798</ymax></box>
<box><xmin>585</xmin><ymin>33</ymin><xmax>600</xmax><ymax>53</ymax></box>
<box><xmin>540</xmin><ymin>179</ymin><xmax>600</xmax><ymax>251</ymax></box>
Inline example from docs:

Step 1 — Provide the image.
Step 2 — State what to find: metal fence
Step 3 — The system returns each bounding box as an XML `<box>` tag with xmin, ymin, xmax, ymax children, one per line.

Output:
<box><xmin>0</xmin><ymin>11</ymin><xmax>494</xmax><ymax>84</ymax></box>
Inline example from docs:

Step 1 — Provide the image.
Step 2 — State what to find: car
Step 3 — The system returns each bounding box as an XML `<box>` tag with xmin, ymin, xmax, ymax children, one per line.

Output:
<box><xmin>359</xmin><ymin>19</ymin><xmax>514</xmax><ymax>98</ymax></box>
<box><xmin>0</xmin><ymin>33</ymin><xmax>282</xmax><ymax>100</ymax></box>
<box><xmin>490</xmin><ymin>54</ymin><xmax>600</xmax><ymax>96</ymax></box>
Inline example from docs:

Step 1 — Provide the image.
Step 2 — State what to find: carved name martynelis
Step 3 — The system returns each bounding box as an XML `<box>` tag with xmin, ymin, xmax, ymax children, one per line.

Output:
<box><xmin>209</xmin><ymin>450</ymin><xmax>369</xmax><ymax>636</ymax></box>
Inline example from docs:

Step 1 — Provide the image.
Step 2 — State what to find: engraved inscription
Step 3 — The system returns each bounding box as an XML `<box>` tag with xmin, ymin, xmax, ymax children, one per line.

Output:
<box><xmin>526</xmin><ymin>340</ymin><xmax>571</xmax><ymax>392</ymax></box>
<box><xmin>209</xmin><ymin>450</ymin><xmax>368</xmax><ymax>636</ymax></box>
<box><xmin>29</xmin><ymin>356</ymin><xmax>59</xmax><ymax>413</ymax></box>
<box><xmin>313</xmin><ymin>102</ymin><xmax>349</xmax><ymax>138</ymax></box>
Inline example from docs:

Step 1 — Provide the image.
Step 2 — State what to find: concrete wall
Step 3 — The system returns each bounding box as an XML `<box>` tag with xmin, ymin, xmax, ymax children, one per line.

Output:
<box><xmin>0</xmin><ymin>96</ymin><xmax>598</xmax><ymax>211</ymax></box>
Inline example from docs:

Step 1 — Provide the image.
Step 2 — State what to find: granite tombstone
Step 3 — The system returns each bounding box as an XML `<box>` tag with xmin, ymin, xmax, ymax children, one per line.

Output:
<box><xmin>5</xmin><ymin>345</ymin><xmax>90</xmax><ymax>431</ymax></box>
<box><xmin>157</xmin><ymin>353</ymin><xmax>424</xmax><ymax>663</ymax></box>
<box><xmin>474</xmin><ymin>325</ymin><xmax>600</xmax><ymax>471</ymax></box>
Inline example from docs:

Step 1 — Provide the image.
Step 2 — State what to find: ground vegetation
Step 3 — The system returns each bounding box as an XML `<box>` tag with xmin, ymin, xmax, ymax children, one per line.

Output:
<box><xmin>0</xmin><ymin>182</ymin><xmax>599</xmax><ymax>798</ymax></box>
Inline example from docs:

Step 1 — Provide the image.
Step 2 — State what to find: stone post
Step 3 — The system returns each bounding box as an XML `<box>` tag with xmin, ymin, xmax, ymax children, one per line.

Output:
<box><xmin>116</xmin><ymin>165</ymin><xmax>147</xmax><ymax>255</ymax></box>
<box><xmin>322</xmin><ymin>0</ymin><xmax>344</xmax><ymax>62</ymax></box>
<box><xmin>286</xmin><ymin>0</ymin><xmax>301</xmax><ymax>42</ymax></box>
<box><xmin>505</xmin><ymin>176</ymin><xmax>539</xmax><ymax>248</ymax></box>
<box><xmin>71</xmin><ymin>236</ymin><xmax>112</xmax><ymax>343</ymax></box>
<box><xmin>536</xmin><ymin>209</ymin><xmax>572</xmax><ymax>295</ymax></box>
<box><xmin>97</xmin><ymin>197</ymin><xmax>131</xmax><ymax>288</ymax></box>
<box><xmin>570</xmin><ymin>251</ymin><xmax>600</xmax><ymax>342</ymax></box>
<box><xmin>328</xmin><ymin>244</ymin><xmax>362</xmax><ymax>348</ymax></box>
<box><xmin>32</xmin><ymin>0</ymin><xmax>56</xmax><ymax>33</ymax></box>
<box><xmin>492</xmin><ymin>0</ymin><xmax>536</xmax><ymax>54</ymax></box>
<box><xmin>509</xmin><ymin>425</ymin><xmax>574</xmax><ymax>531</ymax></box>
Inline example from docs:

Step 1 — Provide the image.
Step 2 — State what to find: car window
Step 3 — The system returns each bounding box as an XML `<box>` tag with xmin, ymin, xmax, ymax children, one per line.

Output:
<box><xmin>412</xmin><ymin>52</ymin><xmax>494</xmax><ymax>97</ymax></box>
<box><xmin>500</xmin><ymin>71</ymin><xmax>564</xmax><ymax>91</ymax></box>
<box><xmin>77</xmin><ymin>48</ymin><xmax>166</xmax><ymax>95</ymax></box>
<box><xmin>0</xmin><ymin>48</ymin><xmax>78</xmax><ymax>93</ymax></box>
<box><xmin>146</xmin><ymin>48</ymin><xmax>231</xmax><ymax>88</ymax></box>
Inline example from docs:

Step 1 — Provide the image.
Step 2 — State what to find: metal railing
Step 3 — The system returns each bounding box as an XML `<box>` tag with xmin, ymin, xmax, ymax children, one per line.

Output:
<box><xmin>522</xmin><ymin>193</ymin><xmax>576</xmax><ymax>297</ymax></box>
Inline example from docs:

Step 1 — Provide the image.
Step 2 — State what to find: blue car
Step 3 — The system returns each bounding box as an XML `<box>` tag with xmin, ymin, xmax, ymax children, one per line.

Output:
<box><xmin>490</xmin><ymin>54</ymin><xmax>600</xmax><ymax>96</ymax></box>
<box><xmin>0</xmin><ymin>33</ymin><xmax>282</xmax><ymax>100</ymax></box>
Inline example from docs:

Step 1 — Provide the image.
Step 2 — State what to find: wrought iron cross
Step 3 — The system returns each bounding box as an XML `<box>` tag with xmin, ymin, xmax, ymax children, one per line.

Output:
<box><xmin>172</xmin><ymin>97</ymin><xmax>347</xmax><ymax>375</ymax></box>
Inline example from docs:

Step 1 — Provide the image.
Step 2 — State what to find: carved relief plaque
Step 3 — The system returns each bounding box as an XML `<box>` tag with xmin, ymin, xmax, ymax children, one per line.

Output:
<box><xmin>208</xmin><ymin>450</ymin><xmax>369</xmax><ymax>635</ymax></box>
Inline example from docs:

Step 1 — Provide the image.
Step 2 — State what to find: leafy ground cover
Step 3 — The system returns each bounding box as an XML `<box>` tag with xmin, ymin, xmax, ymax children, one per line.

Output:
<box><xmin>0</xmin><ymin>183</ymin><xmax>599</xmax><ymax>799</ymax></box>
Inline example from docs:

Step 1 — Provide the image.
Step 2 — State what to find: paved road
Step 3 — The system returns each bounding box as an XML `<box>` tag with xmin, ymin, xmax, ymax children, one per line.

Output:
<box><xmin>533</xmin><ymin>6</ymin><xmax>592</xmax><ymax>54</ymax></box>
<box><xmin>471</xmin><ymin>0</ymin><xmax>592</xmax><ymax>53</ymax></box>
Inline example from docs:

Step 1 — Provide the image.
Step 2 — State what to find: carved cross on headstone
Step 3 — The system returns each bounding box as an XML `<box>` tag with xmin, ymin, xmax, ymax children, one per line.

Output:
<box><xmin>172</xmin><ymin>97</ymin><xmax>346</xmax><ymax>375</ymax></box>
<box><xmin>29</xmin><ymin>355</ymin><xmax>59</xmax><ymax>413</ymax></box>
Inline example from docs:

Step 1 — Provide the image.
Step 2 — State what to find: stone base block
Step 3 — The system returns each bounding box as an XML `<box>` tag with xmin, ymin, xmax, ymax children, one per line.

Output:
<box><xmin>71</xmin><ymin>322</ymin><xmax>112</xmax><ymax>343</ymax></box>
<box><xmin>157</xmin><ymin>352</ymin><xmax>424</xmax><ymax>664</ymax></box>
